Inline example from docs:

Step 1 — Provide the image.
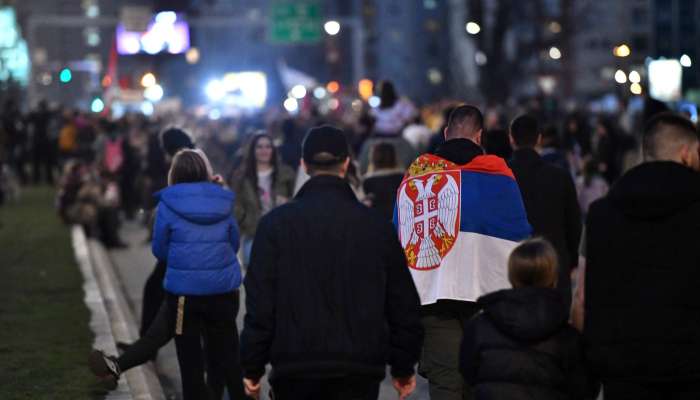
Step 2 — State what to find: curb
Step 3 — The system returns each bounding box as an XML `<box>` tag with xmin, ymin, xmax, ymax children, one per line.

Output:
<box><xmin>73</xmin><ymin>226</ymin><xmax>166</xmax><ymax>400</ymax></box>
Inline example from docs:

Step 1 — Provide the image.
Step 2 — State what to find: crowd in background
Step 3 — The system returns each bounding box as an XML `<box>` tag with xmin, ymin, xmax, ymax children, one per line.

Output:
<box><xmin>0</xmin><ymin>80</ymin><xmax>675</xmax><ymax>239</ymax></box>
<box><xmin>2</xmin><ymin>79</ymin><xmax>700</xmax><ymax>400</ymax></box>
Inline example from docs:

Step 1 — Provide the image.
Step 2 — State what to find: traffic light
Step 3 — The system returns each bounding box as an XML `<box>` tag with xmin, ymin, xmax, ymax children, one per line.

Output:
<box><xmin>59</xmin><ymin>68</ymin><xmax>72</xmax><ymax>83</ymax></box>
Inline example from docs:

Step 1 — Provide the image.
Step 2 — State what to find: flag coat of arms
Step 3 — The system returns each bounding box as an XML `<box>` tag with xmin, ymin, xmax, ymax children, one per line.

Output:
<box><xmin>395</xmin><ymin>153</ymin><xmax>531</xmax><ymax>305</ymax></box>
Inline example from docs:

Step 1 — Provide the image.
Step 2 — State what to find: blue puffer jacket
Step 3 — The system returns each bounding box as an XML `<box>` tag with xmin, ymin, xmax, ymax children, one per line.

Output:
<box><xmin>152</xmin><ymin>182</ymin><xmax>242</xmax><ymax>295</ymax></box>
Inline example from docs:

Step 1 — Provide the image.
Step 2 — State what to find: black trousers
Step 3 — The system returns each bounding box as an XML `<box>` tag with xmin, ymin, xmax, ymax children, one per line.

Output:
<box><xmin>271</xmin><ymin>376</ymin><xmax>380</xmax><ymax>400</ymax></box>
<box><xmin>168</xmin><ymin>292</ymin><xmax>246</xmax><ymax>400</ymax></box>
<box><xmin>118</xmin><ymin>291</ymin><xmax>245</xmax><ymax>400</ymax></box>
<box><xmin>32</xmin><ymin>140</ymin><xmax>54</xmax><ymax>184</ymax></box>
<box><xmin>140</xmin><ymin>261</ymin><xmax>166</xmax><ymax>336</ymax></box>
<box><xmin>118</xmin><ymin>300</ymin><xmax>171</xmax><ymax>372</ymax></box>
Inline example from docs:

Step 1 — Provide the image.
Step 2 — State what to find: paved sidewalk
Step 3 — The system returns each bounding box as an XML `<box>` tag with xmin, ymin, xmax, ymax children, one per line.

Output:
<box><xmin>108</xmin><ymin>220</ymin><xmax>428</xmax><ymax>400</ymax></box>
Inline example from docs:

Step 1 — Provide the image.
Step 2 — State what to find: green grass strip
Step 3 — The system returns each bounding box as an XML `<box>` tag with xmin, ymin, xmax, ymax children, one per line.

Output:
<box><xmin>0</xmin><ymin>186</ymin><xmax>110</xmax><ymax>399</ymax></box>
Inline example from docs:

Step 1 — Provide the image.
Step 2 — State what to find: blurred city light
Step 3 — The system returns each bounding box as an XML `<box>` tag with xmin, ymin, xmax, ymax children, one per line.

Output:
<box><xmin>205</xmin><ymin>80</ymin><xmax>226</xmax><ymax>101</ymax></box>
<box><xmin>185</xmin><ymin>47</ymin><xmax>200</xmax><ymax>64</ymax></box>
<box><xmin>116</xmin><ymin>12</ymin><xmax>190</xmax><ymax>55</ymax></box>
<box><xmin>613</xmin><ymin>44</ymin><xmax>631</xmax><ymax>57</ymax></box>
<box><xmin>291</xmin><ymin>84</ymin><xmax>307</xmax><ymax>99</ymax></box>
<box><xmin>368</xmin><ymin>96</ymin><xmax>380</xmax><ymax>108</ymax></box>
<box><xmin>155</xmin><ymin>11</ymin><xmax>177</xmax><ymax>25</ymax></box>
<box><xmin>548</xmin><ymin>21</ymin><xmax>562</xmax><ymax>34</ymax></box>
<box><xmin>324</xmin><ymin>20</ymin><xmax>340</xmax><ymax>36</ymax></box>
<box><xmin>326</xmin><ymin>81</ymin><xmax>340</xmax><ymax>94</ymax></box>
<box><xmin>630</xmin><ymin>82</ymin><xmax>643</xmax><ymax>95</ymax></box>
<box><xmin>39</xmin><ymin>72</ymin><xmax>52</xmax><ymax>86</ymax></box>
<box><xmin>329</xmin><ymin>98</ymin><xmax>340</xmax><ymax>110</ymax></box>
<box><xmin>140</xmin><ymin>72</ymin><xmax>156</xmax><ymax>88</ymax></box>
<box><xmin>358</xmin><ymin>79</ymin><xmax>373</xmax><ymax>100</ymax></box>
<box><xmin>351</xmin><ymin>99</ymin><xmax>363</xmax><ymax>112</ymax></box>
<box><xmin>313</xmin><ymin>87</ymin><xmax>327</xmax><ymax>99</ymax></box>
<box><xmin>283</xmin><ymin>97</ymin><xmax>299</xmax><ymax>113</ymax></box>
<box><xmin>614</xmin><ymin>69</ymin><xmax>627</xmax><ymax>84</ymax></box>
<box><xmin>475</xmin><ymin>51</ymin><xmax>488</xmax><ymax>66</ymax></box>
<box><xmin>648</xmin><ymin>59</ymin><xmax>683</xmax><ymax>101</ymax></box>
<box><xmin>628</xmin><ymin>70</ymin><xmax>641</xmax><ymax>84</ymax></box>
<box><xmin>90</xmin><ymin>97</ymin><xmax>104</xmax><ymax>113</ymax></box>
<box><xmin>144</xmin><ymin>84</ymin><xmax>164</xmax><ymax>102</ymax></box>
<box><xmin>465</xmin><ymin>21</ymin><xmax>481</xmax><ymax>35</ymax></box>
<box><xmin>221</xmin><ymin>71</ymin><xmax>267</xmax><ymax>108</ymax></box>
<box><xmin>549</xmin><ymin>47</ymin><xmax>562</xmax><ymax>60</ymax></box>
<box><xmin>140</xmin><ymin>101</ymin><xmax>154</xmax><ymax>116</ymax></box>
<box><xmin>208</xmin><ymin>109</ymin><xmax>221</xmax><ymax>120</ymax></box>
<box><xmin>427</xmin><ymin>68</ymin><xmax>443</xmax><ymax>84</ymax></box>
<box><xmin>59</xmin><ymin>68</ymin><xmax>72</xmax><ymax>83</ymax></box>
<box><xmin>101</xmin><ymin>75</ymin><xmax>112</xmax><ymax>87</ymax></box>
<box><xmin>680</xmin><ymin>54</ymin><xmax>692</xmax><ymax>68</ymax></box>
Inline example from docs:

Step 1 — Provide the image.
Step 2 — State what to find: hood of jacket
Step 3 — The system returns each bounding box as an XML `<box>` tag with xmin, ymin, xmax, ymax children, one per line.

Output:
<box><xmin>608</xmin><ymin>161</ymin><xmax>700</xmax><ymax>219</ymax></box>
<box><xmin>478</xmin><ymin>287</ymin><xmax>569</xmax><ymax>342</ymax></box>
<box><xmin>156</xmin><ymin>182</ymin><xmax>234</xmax><ymax>225</ymax></box>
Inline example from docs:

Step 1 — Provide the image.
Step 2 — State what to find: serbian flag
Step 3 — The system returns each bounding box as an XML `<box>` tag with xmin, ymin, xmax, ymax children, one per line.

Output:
<box><xmin>394</xmin><ymin>153</ymin><xmax>531</xmax><ymax>305</ymax></box>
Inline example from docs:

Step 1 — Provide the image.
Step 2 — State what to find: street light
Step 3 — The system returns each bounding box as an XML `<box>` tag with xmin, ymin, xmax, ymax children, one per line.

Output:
<box><xmin>681</xmin><ymin>54</ymin><xmax>692</xmax><ymax>67</ymax></box>
<box><xmin>465</xmin><ymin>21</ymin><xmax>481</xmax><ymax>35</ymax></box>
<box><xmin>614</xmin><ymin>69</ymin><xmax>627</xmax><ymax>84</ymax></box>
<box><xmin>613</xmin><ymin>44</ymin><xmax>631</xmax><ymax>57</ymax></box>
<box><xmin>141</xmin><ymin>72</ymin><xmax>156</xmax><ymax>88</ymax></box>
<box><xmin>628</xmin><ymin>70</ymin><xmax>641</xmax><ymax>84</ymax></box>
<box><xmin>549</xmin><ymin>47</ymin><xmax>562</xmax><ymax>60</ymax></box>
<box><xmin>291</xmin><ymin>84</ymin><xmax>307</xmax><ymax>99</ymax></box>
<box><xmin>283</xmin><ymin>97</ymin><xmax>299</xmax><ymax>113</ymax></box>
<box><xmin>630</xmin><ymin>82</ymin><xmax>642</xmax><ymax>95</ymax></box>
<box><xmin>144</xmin><ymin>84</ymin><xmax>164</xmax><ymax>102</ymax></box>
<box><xmin>324</xmin><ymin>20</ymin><xmax>340</xmax><ymax>36</ymax></box>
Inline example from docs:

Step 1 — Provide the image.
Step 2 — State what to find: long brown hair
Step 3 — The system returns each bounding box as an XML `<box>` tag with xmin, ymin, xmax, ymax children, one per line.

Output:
<box><xmin>232</xmin><ymin>132</ymin><xmax>281</xmax><ymax>192</ymax></box>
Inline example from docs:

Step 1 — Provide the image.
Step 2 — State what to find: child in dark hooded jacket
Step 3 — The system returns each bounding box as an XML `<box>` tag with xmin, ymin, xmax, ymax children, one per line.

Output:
<box><xmin>460</xmin><ymin>238</ymin><xmax>589</xmax><ymax>400</ymax></box>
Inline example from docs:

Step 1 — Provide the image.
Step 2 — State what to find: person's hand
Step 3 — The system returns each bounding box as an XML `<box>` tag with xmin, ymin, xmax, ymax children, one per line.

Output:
<box><xmin>275</xmin><ymin>195</ymin><xmax>289</xmax><ymax>205</ymax></box>
<box><xmin>243</xmin><ymin>378</ymin><xmax>261</xmax><ymax>399</ymax></box>
<box><xmin>392</xmin><ymin>375</ymin><xmax>416</xmax><ymax>399</ymax></box>
<box><xmin>211</xmin><ymin>174</ymin><xmax>225</xmax><ymax>186</ymax></box>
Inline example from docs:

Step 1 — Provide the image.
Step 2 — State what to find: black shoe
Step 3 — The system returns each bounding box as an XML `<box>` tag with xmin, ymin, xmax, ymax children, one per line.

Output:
<box><xmin>88</xmin><ymin>350</ymin><xmax>120</xmax><ymax>389</ymax></box>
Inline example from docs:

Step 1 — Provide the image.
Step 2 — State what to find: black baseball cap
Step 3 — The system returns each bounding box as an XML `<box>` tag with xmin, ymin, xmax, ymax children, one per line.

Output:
<box><xmin>302</xmin><ymin>125</ymin><xmax>349</xmax><ymax>165</ymax></box>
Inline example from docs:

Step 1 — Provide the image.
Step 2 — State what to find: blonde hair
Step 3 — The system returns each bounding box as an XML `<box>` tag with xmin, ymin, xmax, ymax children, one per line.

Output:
<box><xmin>508</xmin><ymin>237</ymin><xmax>559</xmax><ymax>288</ymax></box>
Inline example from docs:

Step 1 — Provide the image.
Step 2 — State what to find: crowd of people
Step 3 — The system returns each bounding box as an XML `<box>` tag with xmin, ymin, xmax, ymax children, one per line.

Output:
<box><xmin>2</xmin><ymin>79</ymin><xmax>698</xmax><ymax>400</ymax></box>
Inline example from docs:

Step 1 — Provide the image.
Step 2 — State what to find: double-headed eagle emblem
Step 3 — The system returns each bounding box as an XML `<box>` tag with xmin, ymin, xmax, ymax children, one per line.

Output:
<box><xmin>398</xmin><ymin>171</ymin><xmax>460</xmax><ymax>270</ymax></box>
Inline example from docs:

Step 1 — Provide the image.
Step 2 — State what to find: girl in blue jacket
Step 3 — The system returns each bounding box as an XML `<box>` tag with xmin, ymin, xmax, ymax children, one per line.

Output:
<box><xmin>152</xmin><ymin>148</ymin><xmax>245</xmax><ymax>399</ymax></box>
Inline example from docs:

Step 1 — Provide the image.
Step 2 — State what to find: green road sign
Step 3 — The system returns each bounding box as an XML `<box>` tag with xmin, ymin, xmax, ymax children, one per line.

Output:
<box><xmin>269</xmin><ymin>1</ymin><xmax>322</xmax><ymax>44</ymax></box>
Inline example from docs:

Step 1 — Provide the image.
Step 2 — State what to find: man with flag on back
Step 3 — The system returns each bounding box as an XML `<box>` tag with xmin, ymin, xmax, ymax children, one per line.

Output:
<box><xmin>395</xmin><ymin>105</ymin><xmax>531</xmax><ymax>400</ymax></box>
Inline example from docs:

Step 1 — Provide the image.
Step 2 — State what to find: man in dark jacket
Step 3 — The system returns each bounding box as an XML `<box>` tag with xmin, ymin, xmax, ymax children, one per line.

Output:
<box><xmin>240</xmin><ymin>125</ymin><xmax>423</xmax><ymax>400</ymax></box>
<box><xmin>508</xmin><ymin>114</ymin><xmax>582</xmax><ymax>304</ymax></box>
<box><xmin>584</xmin><ymin>112</ymin><xmax>700</xmax><ymax>399</ymax></box>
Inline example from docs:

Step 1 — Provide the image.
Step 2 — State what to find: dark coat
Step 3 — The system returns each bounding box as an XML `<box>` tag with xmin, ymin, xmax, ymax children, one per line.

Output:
<box><xmin>362</xmin><ymin>169</ymin><xmax>405</xmax><ymax>221</ymax></box>
<box><xmin>509</xmin><ymin>148</ymin><xmax>582</xmax><ymax>299</ymax></box>
<box><xmin>461</xmin><ymin>288</ymin><xmax>588</xmax><ymax>400</ymax></box>
<box><xmin>584</xmin><ymin>161</ymin><xmax>700</xmax><ymax>390</ymax></box>
<box><xmin>232</xmin><ymin>164</ymin><xmax>296</xmax><ymax>238</ymax></box>
<box><xmin>240</xmin><ymin>175</ymin><xmax>423</xmax><ymax>381</ymax></box>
